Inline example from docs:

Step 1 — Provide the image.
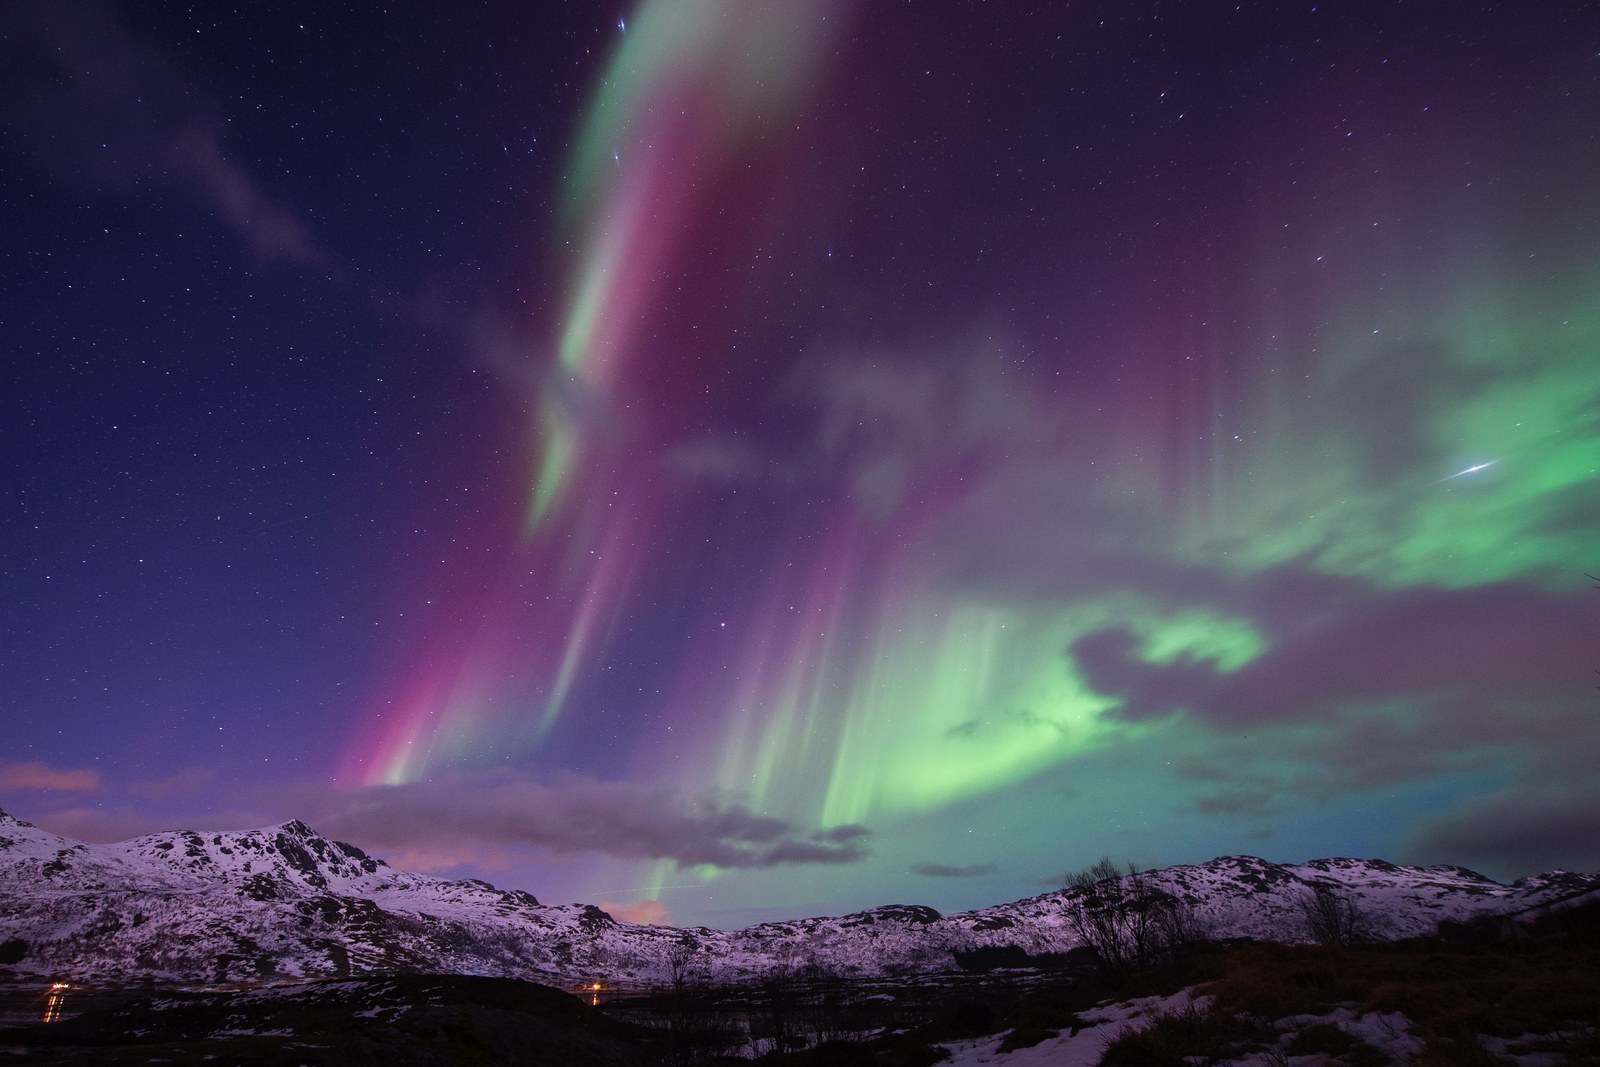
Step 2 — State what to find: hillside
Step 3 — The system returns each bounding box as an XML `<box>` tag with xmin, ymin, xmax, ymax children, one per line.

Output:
<box><xmin>4</xmin><ymin>807</ymin><xmax>1595</xmax><ymax>989</ymax></box>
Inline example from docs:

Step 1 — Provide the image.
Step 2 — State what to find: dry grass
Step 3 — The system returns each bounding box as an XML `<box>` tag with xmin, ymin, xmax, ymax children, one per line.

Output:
<box><xmin>1103</xmin><ymin>915</ymin><xmax>1600</xmax><ymax>1066</ymax></box>
<box><xmin>1284</xmin><ymin>1020</ymin><xmax>1388</xmax><ymax>1065</ymax></box>
<box><xmin>1206</xmin><ymin>938</ymin><xmax>1600</xmax><ymax>1037</ymax></box>
<box><xmin>1099</xmin><ymin>999</ymin><xmax>1280</xmax><ymax>1065</ymax></box>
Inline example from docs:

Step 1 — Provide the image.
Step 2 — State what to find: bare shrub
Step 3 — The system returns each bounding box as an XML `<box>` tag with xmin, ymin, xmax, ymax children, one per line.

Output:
<box><xmin>1298</xmin><ymin>881</ymin><xmax>1363</xmax><ymax>946</ymax></box>
<box><xmin>1063</xmin><ymin>858</ymin><xmax>1201</xmax><ymax>980</ymax></box>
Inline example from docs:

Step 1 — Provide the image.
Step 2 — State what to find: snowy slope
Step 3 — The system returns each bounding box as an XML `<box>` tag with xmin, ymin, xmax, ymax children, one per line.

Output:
<box><xmin>1</xmin><ymin>808</ymin><xmax>1593</xmax><ymax>987</ymax></box>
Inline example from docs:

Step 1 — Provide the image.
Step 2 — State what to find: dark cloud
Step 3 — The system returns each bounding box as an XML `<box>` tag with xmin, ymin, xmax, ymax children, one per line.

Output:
<box><xmin>281</xmin><ymin>771</ymin><xmax>870</xmax><ymax>871</ymax></box>
<box><xmin>1</xmin><ymin>0</ymin><xmax>340</xmax><ymax>275</ymax></box>
<box><xmin>814</xmin><ymin>824</ymin><xmax>872</xmax><ymax>844</ymax></box>
<box><xmin>910</xmin><ymin>862</ymin><xmax>997</xmax><ymax>878</ymax></box>
<box><xmin>1155</xmin><ymin>578</ymin><xmax>1600</xmax><ymax>824</ymax></box>
<box><xmin>1192</xmin><ymin>790</ymin><xmax>1274</xmax><ymax>816</ymax></box>
<box><xmin>1071</xmin><ymin>628</ymin><xmax>1217</xmax><ymax>723</ymax></box>
<box><xmin>1074</xmin><ymin>582</ymin><xmax>1599</xmax><ymax>727</ymax></box>
<box><xmin>1407</xmin><ymin>780</ymin><xmax>1600</xmax><ymax>879</ymax></box>
<box><xmin>1169</xmin><ymin>688</ymin><xmax>1597</xmax><ymax>823</ymax></box>
<box><xmin>1173</xmin><ymin>713</ymin><xmax>1467</xmax><ymax>804</ymax></box>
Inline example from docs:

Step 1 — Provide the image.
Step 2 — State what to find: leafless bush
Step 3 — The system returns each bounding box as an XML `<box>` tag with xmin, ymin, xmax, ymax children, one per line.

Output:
<box><xmin>1297</xmin><ymin>882</ymin><xmax>1363</xmax><ymax>947</ymax></box>
<box><xmin>1064</xmin><ymin>858</ymin><xmax>1201</xmax><ymax>980</ymax></box>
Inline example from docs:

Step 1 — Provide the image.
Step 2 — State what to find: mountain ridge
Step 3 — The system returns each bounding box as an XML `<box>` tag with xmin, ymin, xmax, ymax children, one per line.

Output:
<box><xmin>2</xmin><ymin>807</ymin><xmax>1595</xmax><ymax>987</ymax></box>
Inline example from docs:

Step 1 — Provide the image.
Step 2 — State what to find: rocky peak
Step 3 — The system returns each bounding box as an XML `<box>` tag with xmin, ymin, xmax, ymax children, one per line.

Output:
<box><xmin>4</xmin><ymin>806</ymin><xmax>1598</xmax><ymax>992</ymax></box>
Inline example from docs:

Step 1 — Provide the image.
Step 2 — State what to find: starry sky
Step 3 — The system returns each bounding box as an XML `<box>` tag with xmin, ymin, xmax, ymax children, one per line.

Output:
<box><xmin>3</xmin><ymin>0</ymin><xmax>1599</xmax><ymax>929</ymax></box>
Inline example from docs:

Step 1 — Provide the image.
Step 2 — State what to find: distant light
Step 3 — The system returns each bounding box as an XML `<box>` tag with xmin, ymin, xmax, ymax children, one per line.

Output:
<box><xmin>43</xmin><ymin>983</ymin><xmax>70</xmax><ymax>1023</ymax></box>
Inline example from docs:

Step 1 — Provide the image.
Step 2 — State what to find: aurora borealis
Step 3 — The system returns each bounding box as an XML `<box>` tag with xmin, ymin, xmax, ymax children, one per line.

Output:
<box><xmin>3</xmin><ymin>1</ymin><xmax>1599</xmax><ymax>927</ymax></box>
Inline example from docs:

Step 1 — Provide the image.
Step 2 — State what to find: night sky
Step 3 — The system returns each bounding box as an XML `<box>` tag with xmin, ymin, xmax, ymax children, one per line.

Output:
<box><xmin>4</xmin><ymin>0</ymin><xmax>1599</xmax><ymax>929</ymax></box>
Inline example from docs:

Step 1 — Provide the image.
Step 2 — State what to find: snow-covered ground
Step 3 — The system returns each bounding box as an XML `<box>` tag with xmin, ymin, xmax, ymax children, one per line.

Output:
<box><xmin>941</xmin><ymin>990</ymin><xmax>1205</xmax><ymax>1067</ymax></box>
<box><xmin>941</xmin><ymin>992</ymin><xmax>1593</xmax><ymax>1067</ymax></box>
<box><xmin>3</xmin><ymin>806</ymin><xmax>1596</xmax><ymax>990</ymax></box>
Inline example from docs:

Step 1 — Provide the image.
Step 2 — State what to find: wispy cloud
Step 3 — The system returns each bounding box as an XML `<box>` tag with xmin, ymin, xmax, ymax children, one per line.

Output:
<box><xmin>281</xmin><ymin>770</ymin><xmax>871</xmax><ymax>871</ymax></box>
<box><xmin>1</xmin><ymin>0</ymin><xmax>341</xmax><ymax>276</ymax></box>
<box><xmin>0</xmin><ymin>759</ymin><xmax>101</xmax><ymax>793</ymax></box>
<box><xmin>129</xmin><ymin>767</ymin><xmax>214</xmax><ymax>801</ymax></box>
<box><xmin>910</xmin><ymin>862</ymin><xmax>997</xmax><ymax>878</ymax></box>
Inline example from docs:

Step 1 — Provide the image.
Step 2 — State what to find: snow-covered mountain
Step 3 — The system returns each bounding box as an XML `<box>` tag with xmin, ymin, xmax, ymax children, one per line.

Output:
<box><xmin>2</xmin><ymin>808</ymin><xmax>1593</xmax><ymax>987</ymax></box>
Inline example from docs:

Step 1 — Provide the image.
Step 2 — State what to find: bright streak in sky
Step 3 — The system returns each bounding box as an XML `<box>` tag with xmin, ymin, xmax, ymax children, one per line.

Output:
<box><xmin>1437</xmin><ymin>459</ymin><xmax>1501</xmax><ymax>482</ymax></box>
